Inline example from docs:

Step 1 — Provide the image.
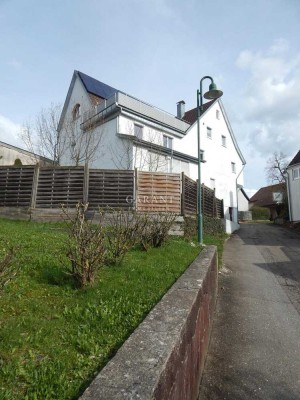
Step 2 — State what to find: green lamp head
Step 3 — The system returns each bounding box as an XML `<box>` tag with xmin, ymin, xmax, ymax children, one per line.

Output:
<box><xmin>204</xmin><ymin>82</ymin><xmax>223</xmax><ymax>100</ymax></box>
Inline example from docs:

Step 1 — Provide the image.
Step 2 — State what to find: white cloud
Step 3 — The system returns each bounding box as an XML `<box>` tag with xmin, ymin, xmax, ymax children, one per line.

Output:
<box><xmin>7</xmin><ymin>59</ymin><xmax>22</xmax><ymax>69</ymax></box>
<box><xmin>0</xmin><ymin>114</ymin><xmax>22</xmax><ymax>146</ymax></box>
<box><xmin>235</xmin><ymin>40</ymin><xmax>300</xmax><ymax>161</ymax></box>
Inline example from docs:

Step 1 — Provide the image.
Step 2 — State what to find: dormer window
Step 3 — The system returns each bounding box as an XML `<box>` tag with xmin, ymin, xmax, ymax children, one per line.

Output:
<box><xmin>72</xmin><ymin>103</ymin><xmax>80</xmax><ymax>120</ymax></box>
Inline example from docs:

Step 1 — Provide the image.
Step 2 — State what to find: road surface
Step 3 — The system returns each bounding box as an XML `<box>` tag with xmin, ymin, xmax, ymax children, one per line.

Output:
<box><xmin>198</xmin><ymin>222</ymin><xmax>300</xmax><ymax>400</ymax></box>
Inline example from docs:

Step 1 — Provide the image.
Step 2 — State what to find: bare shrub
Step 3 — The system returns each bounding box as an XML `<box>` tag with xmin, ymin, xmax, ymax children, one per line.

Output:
<box><xmin>62</xmin><ymin>203</ymin><xmax>105</xmax><ymax>287</ymax></box>
<box><xmin>103</xmin><ymin>208</ymin><xmax>147</xmax><ymax>265</ymax></box>
<box><xmin>140</xmin><ymin>213</ymin><xmax>176</xmax><ymax>251</ymax></box>
<box><xmin>0</xmin><ymin>244</ymin><xmax>16</xmax><ymax>291</ymax></box>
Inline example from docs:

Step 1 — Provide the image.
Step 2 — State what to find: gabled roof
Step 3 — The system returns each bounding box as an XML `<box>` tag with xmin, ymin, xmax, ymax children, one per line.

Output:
<box><xmin>249</xmin><ymin>183</ymin><xmax>286</xmax><ymax>207</ymax></box>
<box><xmin>183</xmin><ymin>100</ymin><xmax>216</xmax><ymax>124</ymax></box>
<box><xmin>288</xmin><ymin>150</ymin><xmax>300</xmax><ymax>167</ymax></box>
<box><xmin>184</xmin><ymin>98</ymin><xmax>246</xmax><ymax>165</ymax></box>
<box><xmin>77</xmin><ymin>71</ymin><xmax>118</xmax><ymax>100</ymax></box>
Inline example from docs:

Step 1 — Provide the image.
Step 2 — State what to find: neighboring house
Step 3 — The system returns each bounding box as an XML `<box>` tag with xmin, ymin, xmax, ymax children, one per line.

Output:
<box><xmin>58</xmin><ymin>70</ymin><xmax>246</xmax><ymax>232</ymax></box>
<box><xmin>286</xmin><ymin>150</ymin><xmax>300</xmax><ymax>223</ymax></box>
<box><xmin>0</xmin><ymin>141</ymin><xmax>52</xmax><ymax>166</ymax></box>
<box><xmin>249</xmin><ymin>183</ymin><xmax>286</xmax><ymax>220</ymax></box>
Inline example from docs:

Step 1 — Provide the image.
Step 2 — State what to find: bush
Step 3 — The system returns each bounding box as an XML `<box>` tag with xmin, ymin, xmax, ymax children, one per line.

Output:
<box><xmin>203</xmin><ymin>216</ymin><xmax>225</xmax><ymax>235</ymax></box>
<box><xmin>183</xmin><ymin>216</ymin><xmax>225</xmax><ymax>239</ymax></box>
<box><xmin>251</xmin><ymin>206</ymin><xmax>270</xmax><ymax>220</ymax></box>
<box><xmin>62</xmin><ymin>203</ymin><xmax>105</xmax><ymax>287</ymax></box>
<box><xmin>140</xmin><ymin>213</ymin><xmax>176</xmax><ymax>251</ymax></box>
<box><xmin>103</xmin><ymin>209</ymin><xmax>147</xmax><ymax>266</ymax></box>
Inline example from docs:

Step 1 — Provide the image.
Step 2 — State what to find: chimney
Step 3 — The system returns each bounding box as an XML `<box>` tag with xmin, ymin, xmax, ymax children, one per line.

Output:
<box><xmin>177</xmin><ymin>100</ymin><xmax>185</xmax><ymax>119</ymax></box>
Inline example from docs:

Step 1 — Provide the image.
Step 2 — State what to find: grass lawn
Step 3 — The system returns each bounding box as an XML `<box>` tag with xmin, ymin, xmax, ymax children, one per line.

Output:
<box><xmin>0</xmin><ymin>218</ymin><xmax>203</xmax><ymax>400</ymax></box>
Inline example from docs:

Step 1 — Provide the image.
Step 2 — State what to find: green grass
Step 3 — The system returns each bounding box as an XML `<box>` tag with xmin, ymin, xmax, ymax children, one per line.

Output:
<box><xmin>0</xmin><ymin>218</ymin><xmax>202</xmax><ymax>400</ymax></box>
<box><xmin>204</xmin><ymin>232</ymin><xmax>228</xmax><ymax>267</ymax></box>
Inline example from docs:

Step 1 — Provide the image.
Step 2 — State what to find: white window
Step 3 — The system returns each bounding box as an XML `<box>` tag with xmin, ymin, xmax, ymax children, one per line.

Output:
<box><xmin>216</xmin><ymin>110</ymin><xmax>220</xmax><ymax>120</ymax></box>
<box><xmin>221</xmin><ymin>135</ymin><xmax>226</xmax><ymax>147</ymax></box>
<box><xmin>210</xmin><ymin>178</ymin><xmax>215</xmax><ymax>190</ymax></box>
<box><xmin>207</xmin><ymin>127</ymin><xmax>212</xmax><ymax>139</ymax></box>
<box><xmin>200</xmin><ymin>150</ymin><xmax>205</xmax><ymax>162</ymax></box>
<box><xmin>163</xmin><ymin>135</ymin><xmax>173</xmax><ymax>149</ymax></box>
<box><xmin>293</xmin><ymin>168</ymin><xmax>300</xmax><ymax>180</ymax></box>
<box><xmin>134</xmin><ymin>124</ymin><xmax>143</xmax><ymax>140</ymax></box>
<box><xmin>231</xmin><ymin>162</ymin><xmax>236</xmax><ymax>173</ymax></box>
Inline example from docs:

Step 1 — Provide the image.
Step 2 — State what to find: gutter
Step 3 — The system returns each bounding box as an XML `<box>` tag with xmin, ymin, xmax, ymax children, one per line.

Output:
<box><xmin>285</xmin><ymin>169</ymin><xmax>293</xmax><ymax>222</ymax></box>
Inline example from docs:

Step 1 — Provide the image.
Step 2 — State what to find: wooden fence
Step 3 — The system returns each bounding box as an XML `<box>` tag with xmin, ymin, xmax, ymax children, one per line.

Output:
<box><xmin>0</xmin><ymin>165</ymin><xmax>223</xmax><ymax>218</ymax></box>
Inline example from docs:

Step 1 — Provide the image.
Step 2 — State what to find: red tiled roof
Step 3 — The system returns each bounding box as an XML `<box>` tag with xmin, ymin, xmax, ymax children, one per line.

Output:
<box><xmin>183</xmin><ymin>99</ymin><xmax>216</xmax><ymax>124</ymax></box>
<box><xmin>249</xmin><ymin>183</ymin><xmax>286</xmax><ymax>207</ymax></box>
<box><xmin>288</xmin><ymin>150</ymin><xmax>300</xmax><ymax>167</ymax></box>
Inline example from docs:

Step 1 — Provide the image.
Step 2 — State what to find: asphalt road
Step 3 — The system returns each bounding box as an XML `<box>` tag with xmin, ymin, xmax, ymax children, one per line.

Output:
<box><xmin>198</xmin><ymin>222</ymin><xmax>300</xmax><ymax>400</ymax></box>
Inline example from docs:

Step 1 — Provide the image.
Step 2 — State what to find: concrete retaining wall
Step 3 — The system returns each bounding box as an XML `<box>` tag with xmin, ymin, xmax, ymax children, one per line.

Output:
<box><xmin>80</xmin><ymin>245</ymin><xmax>218</xmax><ymax>400</ymax></box>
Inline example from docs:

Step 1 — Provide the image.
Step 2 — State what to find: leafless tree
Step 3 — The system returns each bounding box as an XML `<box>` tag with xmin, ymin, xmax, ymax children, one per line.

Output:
<box><xmin>265</xmin><ymin>151</ymin><xmax>288</xmax><ymax>184</ymax></box>
<box><xmin>20</xmin><ymin>103</ymin><xmax>104</xmax><ymax>167</ymax></box>
<box><xmin>20</xmin><ymin>103</ymin><xmax>64</xmax><ymax>164</ymax></box>
<box><xmin>63</xmin><ymin>109</ymin><xmax>104</xmax><ymax>166</ymax></box>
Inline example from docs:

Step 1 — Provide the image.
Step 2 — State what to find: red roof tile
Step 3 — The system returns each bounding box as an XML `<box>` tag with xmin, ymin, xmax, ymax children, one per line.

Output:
<box><xmin>249</xmin><ymin>183</ymin><xmax>286</xmax><ymax>207</ymax></box>
<box><xmin>183</xmin><ymin>100</ymin><xmax>216</xmax><ymax>124</ymax></box>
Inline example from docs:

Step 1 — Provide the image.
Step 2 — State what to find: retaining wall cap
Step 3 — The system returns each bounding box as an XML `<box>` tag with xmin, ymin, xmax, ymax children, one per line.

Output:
<box><xmin>80</xmin><ymin>245</ymin><xmax>217</xmax><ymax>400</ymax></box>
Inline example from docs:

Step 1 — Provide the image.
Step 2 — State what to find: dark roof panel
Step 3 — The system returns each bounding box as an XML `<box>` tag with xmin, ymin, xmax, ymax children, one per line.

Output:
<box><xmin>288</xmin><ymin>150</ymin><xmax>300</xmax><ymax>167</ymax></box>
<box><xmin>77</xmin><ymin>71</ymin><xmax>118</xmax><ymax>99</ymax></box>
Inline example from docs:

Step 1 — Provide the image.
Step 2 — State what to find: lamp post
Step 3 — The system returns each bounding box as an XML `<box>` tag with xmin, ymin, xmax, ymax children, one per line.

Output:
<box><xmin>197</xmin><ymin>76</ymin><xmax>223</xmax><ymax>244</ymax></box>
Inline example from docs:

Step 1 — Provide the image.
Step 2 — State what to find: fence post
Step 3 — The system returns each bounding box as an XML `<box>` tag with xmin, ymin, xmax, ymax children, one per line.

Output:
<box><xmin>83</xmin><ymin>163</ymin><xmax>89</xmax><ymax>204</ymax></box>
<box><xmin>181</xmin><ymin>172</ymin><xmax>185</xmax><ymax>216</ymax></box>
<box><xmin>30</xmin><ymin>163</ymin><xmax>40</xmax><ymax>209</ymax></box>
<box><xmin>134</xmin><ymin>168</ymin><xmax>138</xmax><ymax>212</ymax></box>
<box><xmin>213</xmin><ymin>188</ymin><xmax>216</xmax><ymax>218</ymax></box>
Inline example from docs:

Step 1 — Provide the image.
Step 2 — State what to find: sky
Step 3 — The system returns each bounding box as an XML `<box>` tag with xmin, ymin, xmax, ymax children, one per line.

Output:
<box><xmin>1</xmin><ymin>0</ymin><xmax>300</xmax><ymax>197</ymax></box>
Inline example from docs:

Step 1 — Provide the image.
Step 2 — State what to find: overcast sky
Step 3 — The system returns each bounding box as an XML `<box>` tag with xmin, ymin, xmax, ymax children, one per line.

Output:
<box><xmin>1</xmin><ymin>0</ymin><xmax>300</xmax><ymax>196</ymax></box>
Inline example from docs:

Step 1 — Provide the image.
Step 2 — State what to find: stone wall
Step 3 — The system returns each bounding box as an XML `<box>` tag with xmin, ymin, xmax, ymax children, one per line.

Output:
<box><xmin>80</xmin><ymin>246</ymin><xmax>218</xmax><ymax>400</ymax></box>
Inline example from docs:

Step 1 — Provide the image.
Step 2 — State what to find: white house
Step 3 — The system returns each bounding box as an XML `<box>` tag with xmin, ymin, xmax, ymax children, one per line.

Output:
<box><xmin>0</xmin><ymin>140</ymin><xmax>51</xmax><ymax>166</ymax></box>
<box><xmin>58</xmin><ymin>71</ymin><xmax>246</xmax><ymax>233</ymax></box>
<box><xmin>286</xmin><ymin>150</ymin><xmax>300</xmax><ymax>223</ymax></box>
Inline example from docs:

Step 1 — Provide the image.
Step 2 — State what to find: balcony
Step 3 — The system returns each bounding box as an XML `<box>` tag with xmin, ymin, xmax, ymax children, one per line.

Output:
<box><xmin>81</xmin><ymin>92</ymin><xmax>190</xmax><ymax>134</ymax></box>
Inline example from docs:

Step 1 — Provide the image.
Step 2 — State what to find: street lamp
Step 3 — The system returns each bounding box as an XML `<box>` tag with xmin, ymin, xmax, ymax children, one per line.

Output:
<box><xmin>197</xmin><ymin>77</ymin><xmax>223</xmax><ymax>244</ymax></box>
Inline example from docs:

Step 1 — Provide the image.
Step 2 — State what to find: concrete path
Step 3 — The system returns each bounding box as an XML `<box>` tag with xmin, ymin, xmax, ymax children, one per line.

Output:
<box><xmin>198</xmin><ymin>222</ymin><xmax>300</xmax><ymax>400</ymax></box>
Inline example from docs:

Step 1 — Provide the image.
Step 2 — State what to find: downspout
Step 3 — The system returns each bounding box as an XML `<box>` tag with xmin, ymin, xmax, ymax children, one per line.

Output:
<box><xmin>285</xmin><ymin>169</ymin><xmax>293</xmax><ymax>223</ymax></box>
<box><xmin>236</xmin><ymin>164</ymin><xmax>245</xmax><ymax>223</ymax></box>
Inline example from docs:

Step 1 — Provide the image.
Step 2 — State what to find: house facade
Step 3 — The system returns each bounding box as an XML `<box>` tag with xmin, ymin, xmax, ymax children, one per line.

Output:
<box><xmin>58</xmin><ymin>71</ymin><xmax>246</xmax><ymax>232</ymax></box>
<box><xmin>286</xmin><ymin>150</ymin><xmax>300</xmax><ymax>223</ymax></box>
<box><xmin>0</xmin><ymin>141</ymin><xmax>51</xmax><ymax>166</ymax></box>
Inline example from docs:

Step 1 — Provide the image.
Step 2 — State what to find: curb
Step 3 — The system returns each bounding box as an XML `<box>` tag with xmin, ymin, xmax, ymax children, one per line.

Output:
<box><xmin>80</xmin><ymin>245</ymin><xmax>218</xmax><ymax>400</ymax></box>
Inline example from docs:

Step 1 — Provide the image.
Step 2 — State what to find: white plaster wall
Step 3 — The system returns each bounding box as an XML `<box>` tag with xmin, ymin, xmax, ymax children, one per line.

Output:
<box><xmin>119</xmin><ymin>115</ymin><xmax>166</xmax><ymax>145</ymax></box>
<box><xmin>288</xmin><ymin>167</ymin><xmax>300</xmax><ymax>222</ymax></box>
<box><xmin>0</xmin><ymin>145</ymin><xmax>38</xmax><ymax>165</ymax></box>
<box><xmin>238</xmin><ymin>190</ymin><xmax>249</xmax><ymax>211</ymax></box>
<box><xmin>174</xmin><ymin>101</ymin><xmax>244</xmax><ymax>221</ymax></box>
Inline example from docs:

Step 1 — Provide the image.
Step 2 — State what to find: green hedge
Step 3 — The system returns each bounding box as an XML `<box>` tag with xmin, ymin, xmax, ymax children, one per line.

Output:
<box><xmin>251</xmin><ymin>206</ymin><xmax>270</xmax><ymax>220</ymax></box>
<box><xmin>184</xmin><ymin>216</ymin><xmax>225</xmax><ymax>238</ymax></box>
